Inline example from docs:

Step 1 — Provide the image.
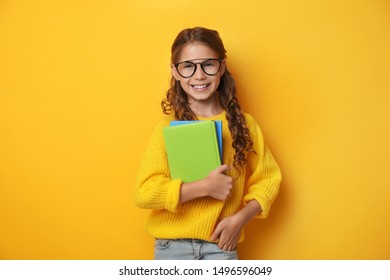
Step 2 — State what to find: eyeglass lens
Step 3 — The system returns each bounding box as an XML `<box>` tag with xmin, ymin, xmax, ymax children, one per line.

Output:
<box><xmin>176</xmin><ymin>59</ymin><xmax>221</xmax><ymax>78</ymax></box>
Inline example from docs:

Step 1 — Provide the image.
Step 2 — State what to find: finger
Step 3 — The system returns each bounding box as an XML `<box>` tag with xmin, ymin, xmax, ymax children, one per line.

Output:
<box><xmin>217</xmin><ymin>164</ymin><xmax>231</xmax><ymax>174</ymax></box>
<box><xmin>224</xmin><ymin>242</ymin><xmax>235</xmax><ymax>252</ymax></box>
<box><xmin>228</xmin><ymin>243</ymin><xmax>237</xmax><ymax>251</ymax></box>
<box><xmin>218</xmin><ymin>240</ymin><xmax>226</xmax><ymax>251</ymax></box>
<box><xmin>221</xmin><ymin>242</ymin><xmax>235</xmax><ymax>252</ymax></box>
<box><xmin>210</xmin><ymin>224</ymin><xmax>223</xmax><ymax>241</ymax></box>
<box><xmin>217</xmin><ymin>233</ymin><xmax>228</xmax><ymax>250</ymax></box>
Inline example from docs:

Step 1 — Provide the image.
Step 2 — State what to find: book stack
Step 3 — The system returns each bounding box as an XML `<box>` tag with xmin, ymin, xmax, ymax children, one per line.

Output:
<box><xmin>163</xmin><ymin>120</ymin><xmax>222</xmax><ymax>182</ymax></box>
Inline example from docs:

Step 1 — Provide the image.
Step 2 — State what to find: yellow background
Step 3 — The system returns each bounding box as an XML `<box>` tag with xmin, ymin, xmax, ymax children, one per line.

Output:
<box><xmin>1</xmin><ymin>0</ymin><xmax>389</xmax><ymax>259</ymax></box>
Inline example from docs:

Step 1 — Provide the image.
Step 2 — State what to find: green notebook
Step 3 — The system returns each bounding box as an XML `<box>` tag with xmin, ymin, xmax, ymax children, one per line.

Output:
<box><xmin>163</xmin><ymin>120</ymin><xmax>221</xmax><ymax>182</ymax></box>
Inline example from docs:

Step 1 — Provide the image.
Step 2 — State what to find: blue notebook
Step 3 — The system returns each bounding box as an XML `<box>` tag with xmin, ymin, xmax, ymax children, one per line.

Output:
<box><xmin>170</xmin><ymin>120</ymin><xmax>222</xmax><ymax>161</ymax></box>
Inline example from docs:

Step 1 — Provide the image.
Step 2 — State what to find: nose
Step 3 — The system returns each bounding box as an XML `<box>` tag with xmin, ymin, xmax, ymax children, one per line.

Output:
<box><xmin>193</xmin><ymin>64</ymin><xmax>206</xmax><ymax>79</ymax></box>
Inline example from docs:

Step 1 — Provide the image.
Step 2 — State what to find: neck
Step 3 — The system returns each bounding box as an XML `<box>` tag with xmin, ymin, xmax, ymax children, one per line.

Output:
<box><xmin>189</xmin><ymin>97</ymin><xmax>223</xmax><ymax>118</ymax></box>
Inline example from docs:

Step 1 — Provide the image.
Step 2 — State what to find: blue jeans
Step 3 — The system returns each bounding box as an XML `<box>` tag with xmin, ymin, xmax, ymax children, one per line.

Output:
<box><xmin>154</xmin><ymin>239</ymin><xmax>238</xmax><ymax>260</ymax></box>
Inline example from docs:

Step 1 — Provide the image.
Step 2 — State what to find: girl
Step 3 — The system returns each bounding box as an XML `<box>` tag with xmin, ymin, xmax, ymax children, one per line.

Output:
<box><xmin>134</xmin><ymin>27</ymin><xmax>281</xmax><ymax>260</ymax></box>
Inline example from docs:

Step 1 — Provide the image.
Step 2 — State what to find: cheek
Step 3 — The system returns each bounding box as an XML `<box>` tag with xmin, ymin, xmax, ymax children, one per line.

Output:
<box><xmin>216</xmin><ymin>77</ymin><xmax>224</xmax><ymax>91</ymax></box>
<box><xmin>177</xmin><ymin>80</ymin><xmax>191</xmax><ymax>95</ymax></box>
<box><xmin>178</xmin><ymin>80</ymin><xmax>188</xmax><ymax>89</ymax></box>
<box><xmin>214</xmin><ymin>76</ymin><xmax>222</xmax><ymax>87</ymax></box>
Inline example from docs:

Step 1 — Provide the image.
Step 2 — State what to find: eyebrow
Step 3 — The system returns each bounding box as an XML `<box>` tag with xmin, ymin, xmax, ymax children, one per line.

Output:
<box><xmin>176</xmin><ymin>58</ymin><xmax>220</xmax><ymax>64</ymax></box>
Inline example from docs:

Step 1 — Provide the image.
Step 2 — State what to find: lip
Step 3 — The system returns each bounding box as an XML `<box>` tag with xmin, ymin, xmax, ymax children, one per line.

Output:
<box><xmin>191</xmin><ymin>84</ymin><xmax>210</xmax><ymax>91</ymax></box>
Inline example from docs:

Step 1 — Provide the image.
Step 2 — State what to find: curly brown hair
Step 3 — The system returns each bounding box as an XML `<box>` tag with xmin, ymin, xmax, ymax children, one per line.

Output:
<box><xmin>161</xmin><ymin>27</ymin><xmax>254</xmax><ymax>169</ymax></box>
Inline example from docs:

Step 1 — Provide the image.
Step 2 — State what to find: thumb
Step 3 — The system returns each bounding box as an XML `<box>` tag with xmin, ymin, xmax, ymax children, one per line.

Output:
<box><xmin>210</xmin><ymin>223</ymin><xmax>223</xmax><ymax>241</ymax></box>
<box><xmin>216</xmin><ymin>164</ymin><xmax>231</xmax><ymax>174</ymax></box>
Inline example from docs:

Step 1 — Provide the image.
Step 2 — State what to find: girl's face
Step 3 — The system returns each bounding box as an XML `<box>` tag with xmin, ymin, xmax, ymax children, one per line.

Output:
<box><xmin>172</xmin><ymin>42</ymin><xmax>225</xmax><ymax>105</ymax></box>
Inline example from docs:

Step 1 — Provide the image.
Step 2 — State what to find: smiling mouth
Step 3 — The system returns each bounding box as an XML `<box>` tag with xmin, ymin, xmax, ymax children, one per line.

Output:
<box><xmin>191</xmin><ymin>84</ymin><xmax>210</xmax><ymax>90</ymax></box>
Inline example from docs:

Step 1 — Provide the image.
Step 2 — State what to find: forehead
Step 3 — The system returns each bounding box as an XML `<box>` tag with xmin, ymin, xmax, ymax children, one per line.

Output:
<box><xmin>179</xmin><ymin>42</ymin><xmax>219</xmax><ymax>62</ymax></box>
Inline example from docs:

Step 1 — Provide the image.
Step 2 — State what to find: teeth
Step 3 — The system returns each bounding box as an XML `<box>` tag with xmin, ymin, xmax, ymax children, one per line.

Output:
<box><xmin>193</xmin><ymin>85</ymin><xmax>208</xmax><ymax>89</ymax></box>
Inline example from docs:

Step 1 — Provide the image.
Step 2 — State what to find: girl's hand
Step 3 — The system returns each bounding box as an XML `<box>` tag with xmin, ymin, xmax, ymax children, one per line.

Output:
<box><xmin>210</xmin><ymin>214</ymin><xmax>242</xmax><ymax>251</ymax></box>
<box><xmin>204</xmin><ymin>165</ymin><xmax>233</xmax><ymax>201</ymax></box>
<box><xmin>210</xmin><ymin>200</ymin><xmax>261</xmax><ymax>251</ymax></box>
<box><xmin>179</xmin><ymin>165</ymin><xmax>232</xmax><ymax>204</ymax></box>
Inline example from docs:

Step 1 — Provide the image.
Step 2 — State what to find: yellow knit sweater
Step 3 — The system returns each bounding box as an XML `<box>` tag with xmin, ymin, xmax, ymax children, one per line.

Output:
<box><xmin>134</xmin><ymin>111</ymin><xmax>281</xmax><ymax>243</ymax></box>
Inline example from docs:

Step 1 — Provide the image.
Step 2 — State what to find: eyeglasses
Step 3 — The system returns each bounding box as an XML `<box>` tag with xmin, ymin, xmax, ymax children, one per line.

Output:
<box><xmin>174</xmin><ymin>58</ymin><xmax>223</xmax><ymax>78</ymax></box>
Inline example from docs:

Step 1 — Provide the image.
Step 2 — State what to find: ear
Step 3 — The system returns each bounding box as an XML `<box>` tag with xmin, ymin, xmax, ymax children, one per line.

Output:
<box><xmin>171</xmin><ymin>64</ymin><xmax>180</xmax><ymax>81</ymax></box>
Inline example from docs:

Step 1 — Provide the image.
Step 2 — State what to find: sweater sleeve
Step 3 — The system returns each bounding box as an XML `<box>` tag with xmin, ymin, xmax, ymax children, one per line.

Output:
<box><xmin>134</xmin><ymin>119</ymin><xmax>182</xmax><ymax>213</ymax></box>
<box><xmin>243</xmin><ymin>115</ymin><xmax>282</xmax><ymax>218</ymax></box>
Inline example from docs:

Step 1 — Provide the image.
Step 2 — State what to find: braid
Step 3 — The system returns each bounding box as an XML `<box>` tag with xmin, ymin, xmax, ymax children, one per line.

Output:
<box><xmin>219</xmin><ymin>71</ymin><xmax>254</xmax><ymax>170</ymax></box>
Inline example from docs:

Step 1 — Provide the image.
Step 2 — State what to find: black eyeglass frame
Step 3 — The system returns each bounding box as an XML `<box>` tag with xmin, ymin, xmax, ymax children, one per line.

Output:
<box><xmin>173</xmin><ymin>58</ymin><xmax>224</xmax><ymax>78</ymax></box>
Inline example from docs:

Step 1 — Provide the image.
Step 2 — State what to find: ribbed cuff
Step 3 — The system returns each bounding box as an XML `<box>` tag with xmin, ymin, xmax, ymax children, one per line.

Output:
<box><xmin>165</xmin><ymin>179</ymin><xmax>182</xmax><ymax>212</ymax></box>
<box><xmin>243</xmin><ymin>194</ymin><xmax>266</xmax><ymax>218</ymax></box>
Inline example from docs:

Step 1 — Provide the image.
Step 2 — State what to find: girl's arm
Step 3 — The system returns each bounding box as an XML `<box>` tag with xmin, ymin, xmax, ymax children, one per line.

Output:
<box><xmin>134</xmin><ymin>120</ymin><xmax>183</xmax><ymax>212</ymax></box>
<box><xmin>211</xmin><ymin>114</ymin><xmax>281</xmax><ymax>251</ymax></box>
<box><xmin>243</xmin><ymin>114</ymin><xmax>281</xmax><ymax>219</ymax></box>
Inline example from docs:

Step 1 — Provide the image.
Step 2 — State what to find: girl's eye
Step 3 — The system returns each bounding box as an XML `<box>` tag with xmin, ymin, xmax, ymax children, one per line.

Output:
<box><xmin>183</xmin><ymin>63</ymin><xmax>194</xmax><ymax>69</ymax></box>
<box><xmin>203</xmin><ymin>61</ymin><xmax>216</xmax><ymax>68</ymax></box>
